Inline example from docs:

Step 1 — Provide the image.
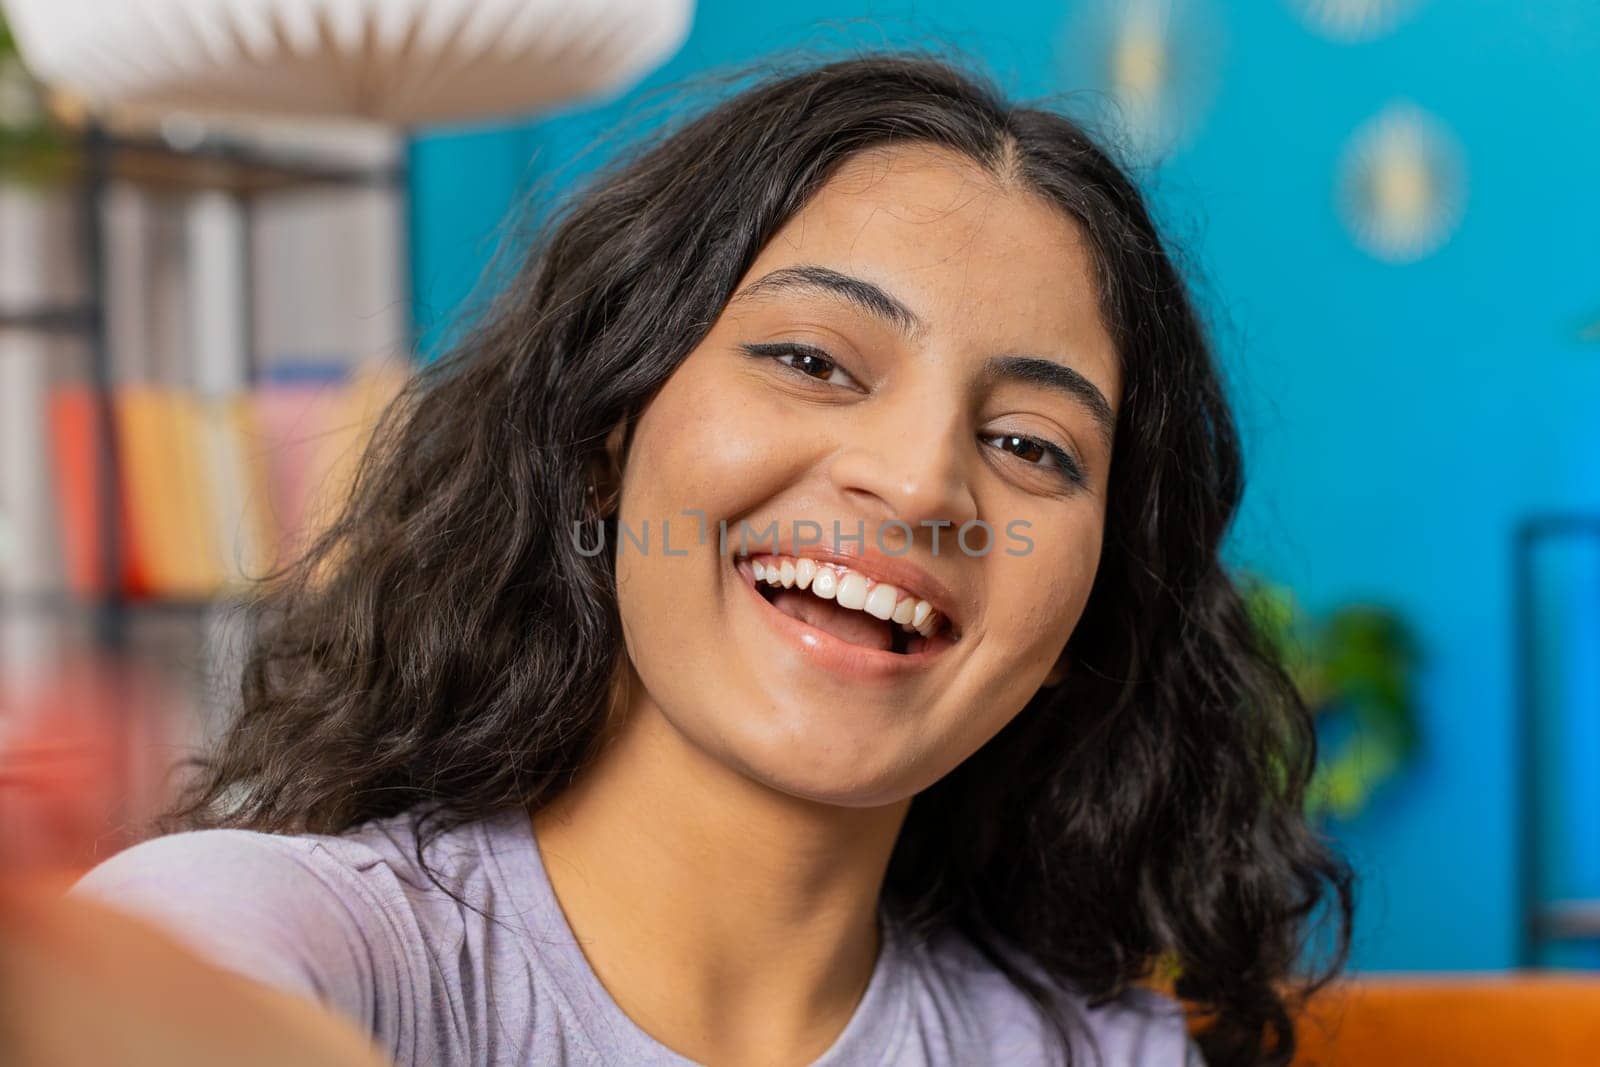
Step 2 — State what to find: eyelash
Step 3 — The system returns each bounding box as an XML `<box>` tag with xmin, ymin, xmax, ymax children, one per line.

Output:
<box><xmin>743</xmin><ymin>341</ymin><xmax>860</xmax><ymax>389</ymax></box>
<box><xmin>739</xmin><ymin>341</ymin><xmax>1088</xmax><ymax>489</ymax></box>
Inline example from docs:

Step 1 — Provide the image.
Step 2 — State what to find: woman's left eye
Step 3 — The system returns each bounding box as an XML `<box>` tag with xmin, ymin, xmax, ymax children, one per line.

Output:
<box><xmin>983</xmin><ymin>432</ymin><xmax>1087</xmax><ymax>488</ymax></box>
<box><xmin>740</xmin><ymin>342</ymin><xmax>864</xmax><ymax>391</ymax></box>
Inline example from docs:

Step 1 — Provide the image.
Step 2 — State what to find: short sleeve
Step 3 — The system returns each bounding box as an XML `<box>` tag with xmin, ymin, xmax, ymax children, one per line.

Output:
<box><xmin>67</xmin><ymin>830</ymin><xmax>383</xmax><ymax>1031</ymax></box>
<box><xmin>1184</xmin><ymin>1033</ymin><xmax>1207</xmax><ymax>1066</ymax></box>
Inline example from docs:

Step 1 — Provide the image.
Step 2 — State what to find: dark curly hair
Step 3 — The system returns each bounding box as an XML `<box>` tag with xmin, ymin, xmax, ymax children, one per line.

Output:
<box><xmin>160</xmin><ymin>49</ymin><xmax>1355</xmax><ymax>1067</ymax></box>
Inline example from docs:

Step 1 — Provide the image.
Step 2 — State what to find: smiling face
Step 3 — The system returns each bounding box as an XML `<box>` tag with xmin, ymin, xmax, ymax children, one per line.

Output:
<box><xmin>605</xmin><ymin>142</ymin><xmax>1122</xmax><ymax>808</ymax></box>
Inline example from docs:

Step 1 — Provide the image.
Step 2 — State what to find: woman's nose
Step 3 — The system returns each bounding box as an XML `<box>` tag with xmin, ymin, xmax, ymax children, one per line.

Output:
<box><xmin>825</xmin><ymin>393</ymin><xmax>979</xmax><ymax>544</ymax></box>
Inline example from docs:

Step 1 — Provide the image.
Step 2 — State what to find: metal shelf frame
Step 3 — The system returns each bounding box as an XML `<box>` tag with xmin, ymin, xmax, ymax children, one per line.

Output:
<box><xmin>1514</xmin><ymin>514</ymin><xmax>1600</xmax><ymax>964</ymax></box>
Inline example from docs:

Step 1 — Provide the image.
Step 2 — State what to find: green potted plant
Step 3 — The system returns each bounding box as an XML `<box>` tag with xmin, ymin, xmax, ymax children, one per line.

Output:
<box><xmin>1242</xmin><ymin>573</ymin><xmax>1424</xmax><ymax>822</ymax></box>
<box><xmin>0</xmin><ymin>10</ymin><xmax>66</xmax><ymax>184</ymax></box>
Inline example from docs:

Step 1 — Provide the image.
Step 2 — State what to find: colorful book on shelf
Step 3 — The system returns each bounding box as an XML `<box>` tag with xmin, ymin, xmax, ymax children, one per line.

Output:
<box><xmin>307</xmin><ymin>361</ymin><xmax>408</xmax><ymax>540</ymax></box>
<box><xmin>115</xmin><ymin>387</ymin><xmax>227</xmax><ymax>598</ymax></box>
<box><xmin>47</xmin><ymin>387</ymin><xmax>152</xmax><ymax>598</ymax></box>
<box><xmin>252</xmin><ymin>361</ymin><xmax>408</xmax><ymax>560</ymax></box>
<box><xmin>197</xmin><ymin>394</ymin><xmax>280</xmax><ymax>587</ymax></box>
<box><xmin>47</xmin><ymin>366</ymin><xmax>410</xmax><ymax>601</ymax></box>
<box><xmin>252</xmin><ymin>377</ymin><xmax>343</xmax><ymax>562</ymax></box>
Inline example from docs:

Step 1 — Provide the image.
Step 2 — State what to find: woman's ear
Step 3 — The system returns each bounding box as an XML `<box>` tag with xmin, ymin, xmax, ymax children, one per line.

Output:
<box><xmin>588</xmin><ymin>420</ymin><xmax>631</xmax><ymax>516</ymax></box>
<box><xmin>603</xmin><ymin>418</ymin><xmax>631</xmax><ymax>474</ymax></box>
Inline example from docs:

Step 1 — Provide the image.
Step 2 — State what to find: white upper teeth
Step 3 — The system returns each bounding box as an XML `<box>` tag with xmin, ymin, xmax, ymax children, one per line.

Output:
<box><xmin>748</xmin><ymin>555</ymin><xmax>945</xmax><ymax>639</ymax></box>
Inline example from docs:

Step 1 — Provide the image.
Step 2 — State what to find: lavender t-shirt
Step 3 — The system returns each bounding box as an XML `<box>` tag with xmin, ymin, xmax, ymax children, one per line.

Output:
<box><xmin>69</xmin><ymin>806</ymin><xmax>1202</xmax><ymax>1066</ymax></box>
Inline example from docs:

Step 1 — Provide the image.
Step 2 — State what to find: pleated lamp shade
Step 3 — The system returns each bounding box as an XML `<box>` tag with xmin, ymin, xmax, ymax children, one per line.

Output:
<box><xmin>0</xmin><ymin>0</ymin><xmax>692</xmax><ymax>124</ymax></box>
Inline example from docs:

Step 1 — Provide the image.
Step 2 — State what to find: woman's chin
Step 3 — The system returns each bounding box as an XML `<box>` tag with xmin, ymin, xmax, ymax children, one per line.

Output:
<box><xmin>750</xmin><ymin>766</ymin><xmax>916</xmax><ymax>811</ymax></box>
<box><xmin>708</xmin><ymin>706</ymin><xmax>933</xmax><ymax>810</ymax></box>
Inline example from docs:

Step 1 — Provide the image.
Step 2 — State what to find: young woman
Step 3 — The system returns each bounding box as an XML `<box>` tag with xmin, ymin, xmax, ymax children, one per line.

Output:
<box><xmin>70</xmin><ymin>51</ymin><xmax>1354</xmax><ymax>1067</ymax></box>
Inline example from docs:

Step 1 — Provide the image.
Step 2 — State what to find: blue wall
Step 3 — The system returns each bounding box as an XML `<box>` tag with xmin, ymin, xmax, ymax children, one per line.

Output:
<box><xmin>410</xmin><ymin>1</ymin><xmax>1600</xmax><ymax>972</ymax></box>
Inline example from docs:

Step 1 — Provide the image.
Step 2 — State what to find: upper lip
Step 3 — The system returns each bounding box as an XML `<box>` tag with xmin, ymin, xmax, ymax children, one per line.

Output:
<box><xmin>732</xmin><ymin>529</ymin><xmax>969</xmax><ymax>640</ymax></box>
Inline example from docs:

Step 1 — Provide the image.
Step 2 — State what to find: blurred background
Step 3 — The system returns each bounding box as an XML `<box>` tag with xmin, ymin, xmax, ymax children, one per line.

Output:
<box><xmin>0</xmin><ymin>0</ymin><xmax>1596</xmax><ymax>1022</ymax></box>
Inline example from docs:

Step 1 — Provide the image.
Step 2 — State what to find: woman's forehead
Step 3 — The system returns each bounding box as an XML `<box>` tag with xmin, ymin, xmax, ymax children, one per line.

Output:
<box><xmin>734</xmin><ymin>143</ymin><xmax>1119</xmax><ymax>401</ymax></box>
<box><xmin>756</xmin><ymin>144</ymin><xmax>1096</xmax><ymax>312</ymax></box>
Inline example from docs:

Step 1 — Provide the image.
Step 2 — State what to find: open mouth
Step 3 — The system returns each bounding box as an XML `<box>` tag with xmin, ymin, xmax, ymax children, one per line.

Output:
<box><xmin>752</xmin><ymin>580</ymin><xmax>939</xmax><ymax>654</ymax></box>
<box><xmin>737</xmin><ymin>555</ymin><xmax>957</xmax><ymax>658</ymax></box>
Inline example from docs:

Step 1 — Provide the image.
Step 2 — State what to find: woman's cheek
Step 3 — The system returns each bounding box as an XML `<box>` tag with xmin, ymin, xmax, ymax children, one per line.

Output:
<box><xmin>994</xmin><ymin>529</ymin><xmax>1098</xmax><ymax>657</ymax></box>
<box><xmin>647</xmin><ymin>389</ymin><xmax>815</xmax><ymax>523</ymax></box>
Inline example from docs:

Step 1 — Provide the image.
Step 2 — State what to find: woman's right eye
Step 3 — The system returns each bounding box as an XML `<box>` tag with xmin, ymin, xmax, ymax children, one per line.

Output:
<box><xmin>739</xmin><ymin>342</ymin><xmax>864</xmax><ymax>391</ymax></box>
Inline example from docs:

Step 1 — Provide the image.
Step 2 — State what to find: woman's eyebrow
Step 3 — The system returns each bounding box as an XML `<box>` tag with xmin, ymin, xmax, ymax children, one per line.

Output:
<box><xmin>730</xmin><ymin>263</ymin><xmax>1115</xmax><ymax>448</ymax></box>
<box><xmin>979</xmin><ymin>356</ymin><xmax>1116</xmax><ymax>453</ymax></box>
<box><xmin>728</xmin><ymin>265</ymin><xmax>929</xmax><ymax>343</ymax></box>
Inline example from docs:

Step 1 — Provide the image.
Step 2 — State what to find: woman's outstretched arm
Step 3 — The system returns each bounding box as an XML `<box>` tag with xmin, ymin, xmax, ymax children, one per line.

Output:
<box><xmin>0</xmin><ymin>875</ymin><xmax>393</xmax><ymax>1066</ymax></box>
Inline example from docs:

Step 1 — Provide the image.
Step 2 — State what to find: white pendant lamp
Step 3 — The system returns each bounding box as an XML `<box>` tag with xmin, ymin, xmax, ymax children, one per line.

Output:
<box><xmin>0</xmin><ymin>0</ymin><xmax>692</xmax><ymax>124</ymax></box>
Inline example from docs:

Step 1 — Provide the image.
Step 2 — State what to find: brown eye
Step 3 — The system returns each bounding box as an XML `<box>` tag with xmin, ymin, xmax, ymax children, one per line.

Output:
<box><xmin>740</xmin><ymin>342</ymin><xmax>864</xmax><ymax>391</ymax></box>
<box><xmin>1001</xmin><ymin>435</ymin><xmax>1046</xmax><ymax>463</ymax></box>
<box><xmin>982</xmin><ymin>432</ymin><xmax>1087</xmax><ymax>489</ymax></box>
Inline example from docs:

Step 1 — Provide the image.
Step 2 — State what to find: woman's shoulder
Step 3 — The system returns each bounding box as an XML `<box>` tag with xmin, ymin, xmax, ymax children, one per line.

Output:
<box><xmin>897</xmin><ymin>920</ymin><xmax>1199</xmax><ymax>1066</ymax></box>
<box><xmin>72</xmin><ymin>806</ymin><xmax>496</xmax><ymax>906</ymax></box>
<box><xmin>66</xmin><ymin>808</ymin><xmax>500</xmax><ymax>1033</ymax></box>
<box><xmin>71</xmin><ymin>810</ymin><xmax>436</xmax><ymax>914</ymax></box>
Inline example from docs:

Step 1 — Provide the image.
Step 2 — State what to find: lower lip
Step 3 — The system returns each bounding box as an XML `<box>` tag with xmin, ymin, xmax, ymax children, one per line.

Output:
<box><xmin>732</xmin><ymin>558</ymin><xmax>957</xmax><ymax>681</ymax></box>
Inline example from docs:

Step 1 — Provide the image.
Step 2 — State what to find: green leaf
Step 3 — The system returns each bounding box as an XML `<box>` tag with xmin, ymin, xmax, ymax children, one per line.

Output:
<box><xmin>1238</xmin><ymin>570</ymin><xmax>1424</xmax><ymax>822</ymax></box>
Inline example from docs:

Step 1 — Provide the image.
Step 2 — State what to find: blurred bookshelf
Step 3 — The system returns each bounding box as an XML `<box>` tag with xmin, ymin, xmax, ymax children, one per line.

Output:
<box><xmin>0</xmin><ymin>109</ymin><xmax>413</xmax><ymax>761</ymax></box>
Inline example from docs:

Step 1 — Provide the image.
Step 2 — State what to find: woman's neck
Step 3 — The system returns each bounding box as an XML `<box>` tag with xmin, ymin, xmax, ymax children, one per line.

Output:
<box><xmin>529</xmin><ymin>685</ymin><xmax>910</xmax><ymax>1067</ymax></box>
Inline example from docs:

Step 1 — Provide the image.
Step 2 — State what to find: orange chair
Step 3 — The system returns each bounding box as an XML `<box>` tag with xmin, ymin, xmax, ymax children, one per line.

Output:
<box><xmin>1289</xmin><ymin>973</ymin><xmax>1600</xmax><ymax>1066</ymax></box>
